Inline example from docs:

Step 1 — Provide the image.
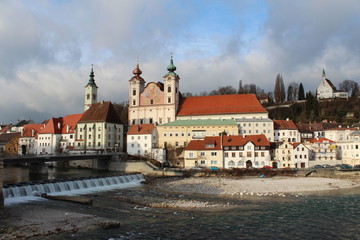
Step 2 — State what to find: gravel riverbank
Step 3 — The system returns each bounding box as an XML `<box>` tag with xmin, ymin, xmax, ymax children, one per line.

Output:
<box><xmin>151</xmin><ymin>176</ymin><xmax>359</xmax><ymax>196</ymax></box>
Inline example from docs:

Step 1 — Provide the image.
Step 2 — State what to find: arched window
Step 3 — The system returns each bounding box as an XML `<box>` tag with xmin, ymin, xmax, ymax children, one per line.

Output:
<box><xmin>255</xmin><ymin>161</ymin><xmax>259</xmax><ymax>166</ymax></box>
<box><xmin>133</xmin><ymin>100</ymin><xmax>136</xmax><ymax>106</ymax></box>
<box><xmin>87</xmin><ymin>94</ymin><xmax>90</xmax><ymax>100</ymax></box>
<box><xmin>168</xmin><ymin>97</ymin><xmax>171</xmax><ymax>103</ymax></box>
<box><xmin>150</xmin><ymin>99</ymin><xmax>154</xmax><ymax>104</ymax></box>
<box><xmin>228</xmin><ymin>161</ymin><xmax>235</xmax><ymax>167</ymax></box>
<box><xmin>133</xmin><ymin>89</ymin><xmax>136</xmax><ymax>96</ymax></box>
<box><xmin>238</xmin><ymin>161</ymin><xmax>244</xmax><ymax>166</ymax></box>
<box><xmin>168</xmin><ymin>86</ymin><xmax>171</xmax><ymax>92</ymax></box>
<box><xmin>261</xmin><ymin>161</ymin><xmax>265</xmax><ymax>166</ymax></box>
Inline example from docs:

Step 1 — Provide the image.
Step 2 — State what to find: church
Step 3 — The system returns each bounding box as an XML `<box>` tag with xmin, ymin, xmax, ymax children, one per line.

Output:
<box><xmin>128</xmin><ymin>57</ymin><xmax>274</xmax><ymax>142</ymax></box>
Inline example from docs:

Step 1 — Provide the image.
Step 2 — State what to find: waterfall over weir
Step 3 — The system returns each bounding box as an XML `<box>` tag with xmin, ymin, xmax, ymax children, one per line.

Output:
<box><xmin>2</xmin><ymin>174</ymin><xmax>145</xmax><ymax>205</ymax></box>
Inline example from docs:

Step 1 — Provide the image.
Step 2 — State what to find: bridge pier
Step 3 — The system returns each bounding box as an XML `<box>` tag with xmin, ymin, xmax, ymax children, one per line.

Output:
<box><xmin>29</xmin><ymin>162</ymin><xmax>48</xmax><ymax>176</ymax></box>
<box><xmin>0</xmin><ymin>153</ymin><xmax>3</xmax><ymax>208</ymax></box>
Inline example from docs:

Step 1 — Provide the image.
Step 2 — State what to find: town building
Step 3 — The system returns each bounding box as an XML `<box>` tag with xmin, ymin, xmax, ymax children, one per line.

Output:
<box><xmin>0</xmin><ymin>132</ymin><xmax>20</xmax><ymax>155</ymax></box>
<box><xmin>316</xmin><ymin>69</ymin><xmax>348</xmax><ymax>100</ymax></box>
<box><xmin>37</xmin><ymin>113</ymin><xmax>83</xmax><ymax>154</ymax></box>
<box><xmin>272</xmin><ymin>141</ymin><xmax>309</xmax><ymax>168</ymax></box>
<box><xmin>273</xmin><ymin>119</ymin><xmax>301</xmax><ymax>142</ymax></box>
<box><xmin>305</xmin><ymin>137</ymin><xmax>339</xmax><ymax>166</ymax></box>
<box><xmin>222</xmin><ymin>135</ymin><xmax>270</xmax><ymax>169</ymax></box>
<box><xmin>18</xmin><ymin>124</ymin><xmax>43</xmax><ymax>155</ymax></box>
<box><xmin>335</xmin><ymin>130</ymin><xmax>360</xmax><ymax>166</ymax></box>
<box><xmin>184</xmin><ymin>136</ymin><xmax>223</xmax><ymax>169</ymax></box>
<box><xmin>74</xmin><ymin>101</ymin><xmax>124</xmax><ymax>153</ymax></box>
<box><xmin>127</xmin><ymin>124</ymin><xmax>157</xmax><ymax>156</ymax></box>
<box><xmin>156</xmin><ymin>119</ymin><xmax>238</xmax><ymax>149</ymax></box>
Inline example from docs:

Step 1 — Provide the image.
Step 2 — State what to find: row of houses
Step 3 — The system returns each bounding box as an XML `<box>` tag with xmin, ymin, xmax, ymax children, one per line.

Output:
<box><xmin>1</xmin><ymin>59</ymin><xmax>359</xmax><ymax>170</ymax></box>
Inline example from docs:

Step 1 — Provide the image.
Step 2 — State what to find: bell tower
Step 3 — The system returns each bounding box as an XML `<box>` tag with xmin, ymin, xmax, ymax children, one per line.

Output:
<box><xmin>84</xmin><ymin>65</ymin><xmax>98</xmax><ymax>111</ymax></box>
<box><xmin>163</xmin><ymin>55</ymin><xmax>180</xmax><ymax>113</ymax></box>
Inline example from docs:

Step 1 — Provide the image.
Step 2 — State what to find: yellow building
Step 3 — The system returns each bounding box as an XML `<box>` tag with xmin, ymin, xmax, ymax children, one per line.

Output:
<box><xmin>156</xmin><ymin>119</ymin><xmax>238</xmax><ymax>149</ymax></box>
<box><xmin>184</xmin><ymin>136</ymin><xmax>223</xmax><ymax>169</ymax></box>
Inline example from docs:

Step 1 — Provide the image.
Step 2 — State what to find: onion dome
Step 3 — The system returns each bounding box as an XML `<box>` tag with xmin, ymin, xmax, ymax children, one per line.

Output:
<box><xmin>133</xmin><ymin>62</ymin><xmax>142</xmax><ymax>76</ymax></box>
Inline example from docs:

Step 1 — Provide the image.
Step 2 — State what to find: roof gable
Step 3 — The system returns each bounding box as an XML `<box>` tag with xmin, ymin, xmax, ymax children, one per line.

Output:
<box><xmin>222</xmin><ymin>135</ymin><xmax>270</xmax><ymax>147</ymax></box>
<box><xmin>128</xmin><ymin>124</ymin><xmax>155</xmax><ymax>135</ymax></box>
<box><xmin>79</xmin><ymin>101</ymin><xmax>122</xmax><ymax>124</ymax></box>
<box><xmin>185</xmin><ymin>136</ymin><xmax>222</xmax><ymax>151</ymax></box>
<box><xmin>274</xmin><ymin>119</ymin><xmax>298</xmax><ymax>130</ymax></box>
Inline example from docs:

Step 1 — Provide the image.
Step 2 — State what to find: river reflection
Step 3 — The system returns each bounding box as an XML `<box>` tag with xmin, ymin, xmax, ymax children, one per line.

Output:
<box><xmin>3</xmin><ymin>166</ymin><xmax>121</xmax><ymax>184</ymax></box>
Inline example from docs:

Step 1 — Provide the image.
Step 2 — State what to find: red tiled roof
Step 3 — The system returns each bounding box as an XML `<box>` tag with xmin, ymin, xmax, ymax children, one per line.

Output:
<box><xmin>38</xmin><ymin>113</ymin><xmax>83</xmax><ymax>135</ymax></box>
<box><xmin>177</xmin><ymin>94</ymin><xmax>267</xmax><ymax>116</ymax></box>
<box><xmin>291</xmin><ymin>142</ymin><xmax>302</xmax><ymax>149</ymax></box>
<box><xmin>61</xmin><ymin>114</ymin><xmax>83</xmax><ymax>134</ymax></box>
<box><xmin>185</xmin><ymin>136</ymin><xmax>222</xmax><ymax>151</ymax></box>
<box><xmin>21</xmin><ymin>124</ymin><xmax>44</xmax><ymax>137</ymax></box>
<box><xmin>127</xmin><ymin>124</ymin><xmax>155</xmax><ymax>135</ymax></box>
<box><xmin>274</xmin><ymin>119</ymin><xmax>298</xmax><ymax>130</ymax></box>
<box><xmin>222</xmin><ymin>135</ymin><xmax>270</xmax><ymax>147</ymax></box>
<box><xmin>310</xmin><ymin>138</ymin><xmax>334</xmax><ymax>143</ymax></box>
<box><xmin>79</xmin><ymin>101</ymin><xmax>122</xmax><ymax>124</ymax></box>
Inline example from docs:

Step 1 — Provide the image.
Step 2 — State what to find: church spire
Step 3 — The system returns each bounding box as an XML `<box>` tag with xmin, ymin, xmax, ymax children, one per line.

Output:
<box><xmin>86</xmin><ymin>64</ymin><xmax>98</xmax><ymax>88</ymax></box>
<box><xmin>322</xmin><ymin>68</ymin><xmax>326</xmax><ymax>78</ymax></box>
<box><xmin>166</xmin><ymin>54</ymin><xmax>178</xmax><ymax>77</ymax></box>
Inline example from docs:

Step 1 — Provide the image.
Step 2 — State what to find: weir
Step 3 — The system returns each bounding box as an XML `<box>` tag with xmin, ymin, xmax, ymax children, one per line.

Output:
<box><xmin>3</xmin><ymin>173</ymin><xmax>145</xmax><ymax>203</ymax></box>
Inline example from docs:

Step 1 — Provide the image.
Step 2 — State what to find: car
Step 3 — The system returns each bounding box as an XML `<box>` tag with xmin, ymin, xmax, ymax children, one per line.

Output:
<box><xmin>191</xmin><ymin>166</ymin><xmax>203</xmax><ymax>171</ymax></box>
<box><xmin>263</xmin><ymin>166</ymin><xmax>273</xmax><ymax>169</ymax></box>
<box><xmin>340</xmin><ymin>164</ymin><xmax>353</xmax><ymax>170</ymax></box>
<box><xmin>209</xmin><ymin>166</ymin><xmax>219</xmax><ymax>170</ymax></box>
<box><xmin>312</xmin><ymin>165</ymin><xmax>323</xmax><ymax>169</ymax></box>
<box><xmin>354</xmin><ymin>165</ymin><xmax>360</xmax><ymax>169</ymax></box>
<box><xmin>322</xmin><ymin>164</ymin><xmax>333</xmax><ymax>168</ymax></box>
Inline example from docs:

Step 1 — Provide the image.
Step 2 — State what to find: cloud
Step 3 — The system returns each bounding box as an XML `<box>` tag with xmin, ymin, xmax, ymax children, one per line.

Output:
<box><xmin>0</xmin><ymin>0</ymin><xmax>360</xmax><ymax>123</ymax></box>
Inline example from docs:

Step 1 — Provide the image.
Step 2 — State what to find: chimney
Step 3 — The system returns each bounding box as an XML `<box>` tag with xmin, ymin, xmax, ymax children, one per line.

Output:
<box><xmin>58</xmin><ymin>122</ymin><xmax>61</xmax><ymax>129</ymax></box>
<box><xmin>67</xmin><ymin>125</ymin><xmax>69</xmax><ymax>132</ymax></box>
<box><xmin>21</xmin><ymin>128</ymin><xmax>24</xmax><ymax>136</ymax></box>
<box><xmin>32</xmin><ymin>129</ymin><xmax>35</xmax><ymax>136</ymax></box>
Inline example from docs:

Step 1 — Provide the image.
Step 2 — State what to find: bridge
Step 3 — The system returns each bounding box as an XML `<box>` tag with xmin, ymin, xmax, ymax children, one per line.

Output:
<box><xmin>3</xmin><ymin>153</ymin><xmax>115</xmax><ymax>166</ymax></box>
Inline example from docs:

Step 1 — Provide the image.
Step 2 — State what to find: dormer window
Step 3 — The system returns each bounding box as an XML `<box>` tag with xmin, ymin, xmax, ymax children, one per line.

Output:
<box><xmin>205</xmin><ymin>144</ymin><xmax>215</xmax><ymax>148</ymax></box>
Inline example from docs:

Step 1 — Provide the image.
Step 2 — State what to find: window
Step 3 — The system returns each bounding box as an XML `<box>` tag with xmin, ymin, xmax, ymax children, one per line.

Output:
<box><xmin>189</xmin><ymin>152</ymin><xmax>194</xmax><ymax>158</ymax></box>
<box><xmin>98</xmin><ymin>142</ymin><xmax>101</xmax><ymax>146</ymax></box>
<box><xmin>133</xmin><ymin>100</ymin><xmax>136</xmax><ymax>105</ymax></box>
<box><xmin>211</xmin><ymin>161</ymin><xmax>218</xmax><ymax>165</ymax></box>
<box><xmin>168</xmin><ymin>86</ymin><xmax>171</xmax><ymax>92</ymax></box>
<box><xmin>159</xmin><ymin>118</ymin><xmax>163</xmax><ymax>124</ymax></box>
<box><xmin>150</xmin><ymin>99</ymin><xmax>153</xmax><ymax>104</ymax></box>
<box><xmin>98</xmin><ymin>134</ymin><xmax>101</xmax><ymax>139</ymax></box>
<box><xmin>168</xmin><ymin>97</ymin><xmax>171</xmax><ymax>103</ymax></box>
<box><xmin>238</xmin><ymin>161</ymin><xmax>244</xmax><ymax>166</ymax></box>
<box><xmin>133</xmin><ymin>89</ymin><xmax>136</xmax><ymax>95</ymax></box>
<box><xmin>229</xmin><ymin>161</ymin><xmax>235</xmax><ymax>167</ymax></box>
<box><xmin>200</xmin><ymin>160</ymin><xmax>205</xmax><ymax>164</ymax></box>
<box><xmin>225</xmin><ymin>152</ymin><xmax>229</xmax><ymax>157</ymax></box>
<box><xmin>232</xmin><ymin>152</ymin><xmax>236</xmax><ymax>157</ymax></box>
<box><xmin>149</xmin><ymin>118</ymin><xmax>153</xmax><ymax>124</ymax></box>
<box><xmin>239</xmin><ymin>152</ymin><xmax>243</xmax><ymax>157</ymax></box>
<box><xmin>70</xmin><ymin>135</ymin><xmax>73</xmax><ymax>139</ymax></box>
<box><xmin>87</xmin><ymin>94</ymin><xmax>90</xmax><ymax>100</ymax></box>
<box><xmin>175</xmin><ymin>142</ymin><xmax>179</xmax><ymax>147</ymax></box>
<box><xmin>211</xmin><ymin>152</ymin><xmax>217</xmax><ymax>156</ymax></box>
<box><xmin>89</xmin><ymin>135</ymin><xmax>91</xmax><ymax>139</ymax></box>
<box><xmin>200</xmin><ymin>152</ymin><xmax>205</xmax><ymax>156</ymax></box>
<box><xmin>247</xmin><ymin>152</ymin><xmax>252</xmax><ymax>157</ymax></box>
<box><xmin>255</xmin><ymin>152</ymin><xmax>258</xmax><ymax>157</ymax></box>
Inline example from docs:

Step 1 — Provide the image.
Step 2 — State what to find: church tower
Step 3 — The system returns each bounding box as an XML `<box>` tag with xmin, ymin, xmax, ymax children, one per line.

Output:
<box><xmin>163</xmin><ymin>55</ymin><xmax>180</xmax><ymax>113</ymax></box>
<box><xmin>84</xmin><ymin>66</ymin><xmax>98</xmax><ymax>111</ymax></box>
<box><xmin>129</xmin><ymin>62</ymin><xmax>145</xmax><ymax>108</ymax></box>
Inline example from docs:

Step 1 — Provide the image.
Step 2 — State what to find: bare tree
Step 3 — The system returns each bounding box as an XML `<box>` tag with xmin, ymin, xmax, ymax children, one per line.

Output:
<box><xmin>238</xmin><ymin>80</ymin><xmax>244</xmax><ymax>94</ymax></box>
<box><xmin>209</xmin><ymin>86</ymin><xmax>237</xmax><ymax>95</ymax></box>
<box><xmin>287</xmin><ymin>82</ymin><xmax>299</xmax><ymax>102</ymax></box>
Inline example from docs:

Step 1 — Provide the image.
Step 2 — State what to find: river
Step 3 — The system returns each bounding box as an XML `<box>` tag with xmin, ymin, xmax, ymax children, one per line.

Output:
<box><xmin>2</xmin><ymin>166</ymin><xmax>360</xmax><ymax>239</ymax></box>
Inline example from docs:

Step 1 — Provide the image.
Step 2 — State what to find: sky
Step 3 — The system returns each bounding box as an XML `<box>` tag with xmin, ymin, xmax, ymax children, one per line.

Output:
<box><xmin>1</xmin><ymin>0</ymin><xmax>360</xmax><ymax>124</ymax></box>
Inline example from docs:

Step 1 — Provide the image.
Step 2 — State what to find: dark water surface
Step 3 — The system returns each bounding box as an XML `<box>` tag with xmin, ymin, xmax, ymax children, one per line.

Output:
<box><xmin>3</xmin><ymin>166</ymin><xmax>360</xmax><ymax>240</ymax></box>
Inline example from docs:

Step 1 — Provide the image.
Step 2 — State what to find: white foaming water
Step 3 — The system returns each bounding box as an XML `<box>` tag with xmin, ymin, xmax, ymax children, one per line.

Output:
<box><xmin>3</xmin><ymin>174</ymin><xmax>145</xmax><ymax>206</ymax></box>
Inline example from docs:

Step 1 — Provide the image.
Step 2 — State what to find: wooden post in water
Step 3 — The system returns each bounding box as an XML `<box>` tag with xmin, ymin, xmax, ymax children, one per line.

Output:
<box><xmin>0</xmin><ymin>152</ymin><xmax>4</xmax><ymax>207</ymax></box>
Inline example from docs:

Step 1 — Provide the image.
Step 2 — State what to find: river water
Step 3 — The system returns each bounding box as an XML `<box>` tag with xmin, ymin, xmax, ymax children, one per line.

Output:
<box><xmin>2</xmin><ymin>166</ymin><xmax>360</xmax><ymax>240</ymax></box>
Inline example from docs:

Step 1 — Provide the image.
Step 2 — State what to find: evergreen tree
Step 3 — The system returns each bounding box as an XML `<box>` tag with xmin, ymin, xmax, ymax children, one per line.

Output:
<box><xmin>274</xmin><ymin>74</ymin><xmax>282</xmax><ymax>103</ymax></box>
<box><xmin>298</xmin><ymin>83</ymin><xmax>305</xmax><ymax>100</ymax></box>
